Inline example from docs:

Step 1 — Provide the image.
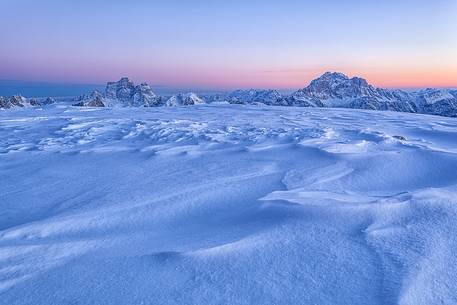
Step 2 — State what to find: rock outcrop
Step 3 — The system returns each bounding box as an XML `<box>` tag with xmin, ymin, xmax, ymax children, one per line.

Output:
<box><xmin>105</xmin><ymin>78</ymin><xmax>161</xmax><ymax>107</ymax></box>
<box><xmin>166</xmin><ymin>93</ymin><xmax>205</xmax><ymax>106</ymax></box>
<box><xmin>227</xmin><ymin>89</ymin><xmax>284</xmax><ymax>105</ymax></box>
<box><xmin>132</xmin><ymin>83</ymin><xmax>162</xmax><ymax>107</ymax></box>
<box><xmin>0</xmin><ymin>95</ymin><xmax>28</xmax><ymax>108</ymax></box>
<box><xmin>29</xmin><ymin>97</ymin><xmax>56</xmax><ymax>106</ymax></box>
<box><xmin>73</xmin><ymin>90</ymin><xmax>105</xmax><ymax>107</ymax></box>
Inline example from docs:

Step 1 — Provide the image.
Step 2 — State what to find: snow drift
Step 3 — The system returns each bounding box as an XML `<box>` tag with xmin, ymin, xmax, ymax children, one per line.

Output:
<box><xmin>0</xmin><ymin>104</ymin><xmax>457</xmax><ymax>304</ymax></box>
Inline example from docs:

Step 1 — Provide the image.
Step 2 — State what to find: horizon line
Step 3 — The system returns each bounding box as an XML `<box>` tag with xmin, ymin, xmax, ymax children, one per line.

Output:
<box><xmin>1</xmin><ymin>78</ymin><xmax>457</xmax><ymax>92</ymax></box>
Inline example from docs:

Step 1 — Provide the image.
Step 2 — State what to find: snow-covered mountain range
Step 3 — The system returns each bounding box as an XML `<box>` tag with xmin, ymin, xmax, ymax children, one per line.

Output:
<box><xmin>1</xmin><ymin>72</ymin><xmax>457</xmax><ymax>117</ymax></box>
<box><xmin>230</xmin><ymin>72</ymin><xmax>457</xmax><ymax>117</ymax></box>
<box><xmin>0</xmin><ymin>95</ymin><xmax>55</xmax><ymax>109</ymax></box>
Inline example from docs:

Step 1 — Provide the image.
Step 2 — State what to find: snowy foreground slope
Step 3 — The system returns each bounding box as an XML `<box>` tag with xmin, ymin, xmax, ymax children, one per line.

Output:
<box><xmin>1</xmin><ymin>104</ymin><xmax>457</xmax><ymax>305</ymax></box>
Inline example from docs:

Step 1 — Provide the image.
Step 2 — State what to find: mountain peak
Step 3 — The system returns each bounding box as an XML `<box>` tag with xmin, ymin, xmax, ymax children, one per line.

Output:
<box><xmin>320</xmin><ymin>71</ymin><xmax>350</xmax><ymax>80</ymax></box>
<box><xmin>295</xmin><ymin>71</ymin><xmax>380</xmax><ymax>104</ymax></box>
<box><xmin>308</xmin><ymin>72</ymin><xmax>354</xmax><ymax>91</ymax></box>
<box><xmin>119</xmin><ymin>77</ymin><xmax>132</xmax><ymax>83</ymax></box>
<box><xmin>313</xmin><ymin>72</ymin><xmax>370</xmax><ymax>88</ymax></box>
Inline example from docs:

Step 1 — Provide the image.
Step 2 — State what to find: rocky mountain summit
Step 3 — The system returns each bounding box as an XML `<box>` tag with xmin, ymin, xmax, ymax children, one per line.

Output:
<box><xmin>73</xmin><ymin>78</ymin><xmax>204</xmax><ymax>107</ymax></box>
<box><xmin>221</xmin><ymin>72</ymin><xmax>457</xmax><ymax>117</ymax></box>
<box><xmin>132</xmin><ymin>83</ymin><xmax>162</xmax><ymax>107</ymax></box>
<box><xmin>165</xmin><ymin>93</ymin><xmax>205</xmax><ymax>106</ymax></box>
<box><xmin>104</xmin><ymin>78</ymin><xmax>162</xmax><ymax>107</ymax></box>
<box><xmin>286</xmin><ymin>72</ymin><xmax>418</xmax><ymax>112</ymax></box>
<box><xmin>73</xmin><ymin>91</ymin><xmax>105</xmax><ymax>107</ymax></box>
<box><xmin>0</xmin><ymin>95</ymin><xmax>28</xmax><ymax>108</ymax></box>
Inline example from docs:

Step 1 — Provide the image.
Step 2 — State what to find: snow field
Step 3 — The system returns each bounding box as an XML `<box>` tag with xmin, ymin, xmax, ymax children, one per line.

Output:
<box><xmin>1</xmin><ymin>104</ymin><xmax>457</xmax><ymax>304</ymax></box>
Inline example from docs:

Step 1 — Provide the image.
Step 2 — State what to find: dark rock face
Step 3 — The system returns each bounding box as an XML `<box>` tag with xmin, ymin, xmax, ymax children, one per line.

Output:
<box><xmin>0</xmin><ymin>96</ymin><xmax>8</xmax><ymax>108</ymax></box>
<box><xmin>105</xmin><ymin>78</ymin><xmax>161</xmax><ymax>107</ymax></box>
<box><xmin>132</xmin><ymin>83</ymin><xmax>162</xmax><ymax>107</ymax></box>
<box><xmin>42</xmin><ymin>97</ymin><xmax>56</xmax><ymax>105</ymax></box>
<box><xmin>9</xmin><ymin>95</ymin><xmax>27</xmax><ymax>107</ymax></box>
<box><xmin>204</xmin><ymin>93</ymin><xmax>230</xmax><ymax>104</ymax></box>
<box><xmin>165</xmin><ymin>93</ymin><xmax>205</xmax><ymax>106</ymax></box>
<box><xmin>0</xmin><ymin>95</ymin><xmax>28</xmax><ymax>108</ymax></box>
<box><xmin>74</xmin><ymin>90</ymin><xmax>102</xmax><ymax>102</ymax></box>
<box><xmin>73</xmin><ymin>93</ymin><xmax>105</xmax><ymax>107</ymax></box>
<box><xmin>285</xmin><ymin>91</ymin><xmax>325</xmax><ymax>107</ymax></box>
<box><xmin>106</xmin><ymin>77</ymin><xmax>136</xmax><ymax>100</ymax></box>
<box><xmin>29</xmin><ymin>98</ymin><xmax>40</xmax><ymax>106</ymax></box>
<box><xmin>374</xmin><ymin>89</ymin><xmax>417</xmax><ymax>112</ymax></box>
<box><xmin>86</xmin><ymin>96</ymin><xmax>105</xmax><ymax>107</ymax></box>
<box><xmin>227</xmin><ymin>89</ymin><xmax>284</xmax><ymax>105</ymax></box>
<box><xmin>73</xmin><ymin>90</ymin><xmax>104</xmax><ymax>107</ymax></box>
<box><xmin>414</xmin><ymin>89</ymin><xmax>457</xmax><ymax>117</ymax></box>
<box><xmin>29</xmin><ymin>97</ymin><xmax>55</xmax><ymax>106</ymax></box>
<box><xmin>227</xmin><ymin>97</ymin><xmax>245</xmax><ymax>105</ymax></box>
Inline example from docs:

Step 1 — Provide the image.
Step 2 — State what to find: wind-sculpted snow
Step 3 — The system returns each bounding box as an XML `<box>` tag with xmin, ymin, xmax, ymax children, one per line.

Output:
<box><xmin>1</xmin><ymin>104</ymin><xmax>457</xmax><ymax>304</ymax></box>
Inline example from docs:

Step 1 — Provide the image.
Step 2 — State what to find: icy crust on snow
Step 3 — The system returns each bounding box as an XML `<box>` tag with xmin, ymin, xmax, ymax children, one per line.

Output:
<box><xmin>1</xmin><ymin>104</ymin><xmax>457</xmax><ymax>305</ymax></box>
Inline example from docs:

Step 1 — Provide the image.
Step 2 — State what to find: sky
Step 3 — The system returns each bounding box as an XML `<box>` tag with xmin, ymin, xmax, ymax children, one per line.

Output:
<box><xmin>1</xmin><ymin>0</ymin><xmax>456</xmax><ymax>90</ymax></box>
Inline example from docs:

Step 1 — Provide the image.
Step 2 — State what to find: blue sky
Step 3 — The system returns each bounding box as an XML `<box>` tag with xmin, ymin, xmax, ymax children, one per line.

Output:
<box><xmin>1</xmin><ymin>0</ymin><xmax>456</xmax><ymax>89</ymax></box>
